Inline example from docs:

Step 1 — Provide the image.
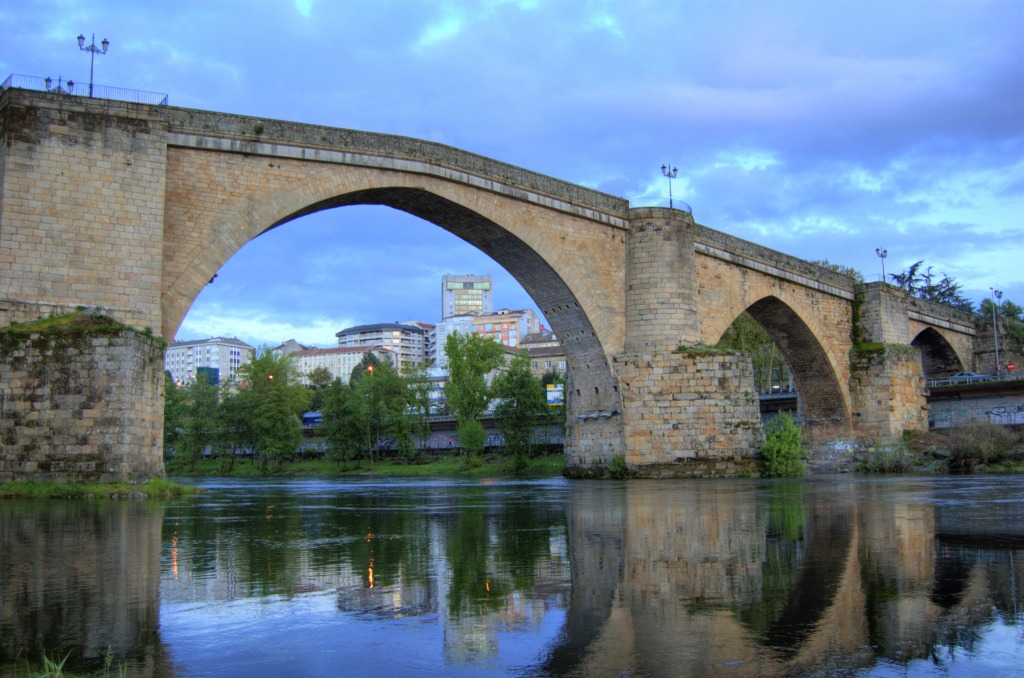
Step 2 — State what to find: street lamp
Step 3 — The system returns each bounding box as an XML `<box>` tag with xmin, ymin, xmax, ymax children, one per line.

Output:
<box><xmin>44</xmin><ymin>76</ymin><xmax>74</xmax><ymax>95</ymax></box>
<box><xmin>77</xmin><ymin>33</ymin><xmax>109</xmax><ymax>97</ymax></box>
<box><xmin>991</xmin><ymin>288</ymin><xmax>1003</xmax><ymax>375</ymax></box>
<box><xmin>661</xmin><ymin>163</ymin><xmax>678</xmax><ymax>209</ymax></box>
<box><xmin>875</xmin><ymin>247</ymin><xmax>888</xmax><ymax>283</ymax></box>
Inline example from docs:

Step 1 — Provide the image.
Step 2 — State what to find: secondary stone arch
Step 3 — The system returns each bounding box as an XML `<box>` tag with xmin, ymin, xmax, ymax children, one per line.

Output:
<box><xmin>911</xmin><ymin>327</ymin><xmax>966</xmax><ymax>379</ymax></box>
<box><xmin>713</xmin><ymin>295</ymin><xmax>851</xmax><ymax>441</ymax></box>
<box><xmin>162</xmin><ymin>161</ymin><xmax>624</xmax><ymax>431</ymax></box>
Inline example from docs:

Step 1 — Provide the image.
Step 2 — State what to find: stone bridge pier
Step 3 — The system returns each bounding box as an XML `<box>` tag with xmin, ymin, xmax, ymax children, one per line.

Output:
<box><xmin>607</xmin><ymin>207</ymin><xmax>762</xmax><ymax>477</ymax></box>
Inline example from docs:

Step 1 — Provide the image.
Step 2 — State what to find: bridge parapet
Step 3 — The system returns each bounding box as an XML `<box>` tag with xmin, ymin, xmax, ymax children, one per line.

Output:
<box><xmin>164</xmin><ymin>106</ymin><xmax>628</xmax><ymax>220</ymax></box>
<box><xmin>692</xmin><ymin>223</ymin><xmax>857</xmax><ymax>299</ymax></box>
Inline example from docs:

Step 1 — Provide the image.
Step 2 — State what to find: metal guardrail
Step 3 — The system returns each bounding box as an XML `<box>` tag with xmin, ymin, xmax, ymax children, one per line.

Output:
<box><xmin>628</xmin><ymin>196</ymin><xmax>693</xmax><ymax>214</ymax></box>
<box><xmin>1</xmin><ymin>74</ymin><xmax>169</xmax><ymax>106</ymax></box>
<box><xmin>927</xmin><ymin>373</ymin><xmax>1024</xmax><ymax>388</ymax></box>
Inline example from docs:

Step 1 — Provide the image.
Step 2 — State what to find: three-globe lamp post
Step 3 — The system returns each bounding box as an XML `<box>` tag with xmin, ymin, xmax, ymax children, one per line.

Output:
<box><xmin>77</xmin><ymin>33</ymin><xmax>109</xmax><ymax>98</ymax></box>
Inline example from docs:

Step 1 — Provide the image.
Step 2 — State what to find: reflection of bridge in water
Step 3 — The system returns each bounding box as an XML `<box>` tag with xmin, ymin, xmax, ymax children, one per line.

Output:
<box><xmin>543</xmin><ymin>479</ymin><xmax>1024</xmax><ymax>676</ymax></box>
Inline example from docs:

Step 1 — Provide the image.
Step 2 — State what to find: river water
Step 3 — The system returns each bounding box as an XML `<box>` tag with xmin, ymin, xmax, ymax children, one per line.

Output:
<box><xmin>1</xmin><ymin>475</ymin><xmax>1022</xmax><ymax>677</ymax></box>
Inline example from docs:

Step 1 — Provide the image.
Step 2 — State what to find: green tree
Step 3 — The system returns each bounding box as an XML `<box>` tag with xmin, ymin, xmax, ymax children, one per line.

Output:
<box><xmin>305</xmin><ymin>365</ymin><xmax>334</xmax><ymax>411</ymax></box>
<box><xmin>163</xmin><ymin>371</ymin><xmax>186</xmax><ymax>461</ymax></box>
<box><xmin>716</xmin><ymin>312</ymin><xmax>791</xmax><ymax>393</ymax></box>
<box><xmin>352</xmin><ymin>358</ymin><xmax>411</xmax><ymax>469</ymax></box>
<box><xmin>891</xmin><ymin>260</ymin><xmax>974</xmax><ymax>312</ymax></box>
<box><xmin>812</xmin><ymin>259</ymin><xmax>864</xmax><ymax>283</ymax></box>
<box><xmin>174</xmin><ymin>372</ymin><xmax>220</xmax><ymax>471</ymax></box>
<box><xmin>321</xmin><ymin>378</ymin><xmax>365</xmax><ymax>467</ymax></box>
<box><xmin>237</xmin><ymin>347</ymin><xmax>310</xmax><ymax>471</ymax></box>
<box><xmin>444</xmin><ymin>332</ymin><xmax>505</xmax><ymax>456</ymax></box>
<box><xmin>403</xmin><ymin>364</ymin><xmax>434</xmax><ymax>461</ymax></box>
<box><xmin>213</xmin><ymin>387</ymin><xmax>253</xmax><ymax>472</ymax></box>
<box><xmin>492</xmin><ymin>350</ymin><xmax>548</xmax><ymax>472</ymax></box>
<box><xmin>350</xmin><ymin>351</ymin><xmax>384</xmax><ymax>386</ymax></box>
<box><xmin>759</xmin><ymin>412</ymin><xmax>806</xmax><ymax>478</ymax></box>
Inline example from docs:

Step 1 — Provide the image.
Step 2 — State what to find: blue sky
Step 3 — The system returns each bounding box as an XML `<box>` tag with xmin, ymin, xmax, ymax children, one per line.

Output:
<box><xmin>4</xmin><ymin>0</ymin><xmax>1022</xmax><ymax>348</ymax></box>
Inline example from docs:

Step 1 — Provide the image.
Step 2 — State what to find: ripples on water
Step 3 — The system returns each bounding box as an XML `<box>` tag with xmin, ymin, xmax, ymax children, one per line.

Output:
<box><xmin>1</xmin><ymin>475</ymin><xmax>1022</xmax><ymax>677</ymax></box>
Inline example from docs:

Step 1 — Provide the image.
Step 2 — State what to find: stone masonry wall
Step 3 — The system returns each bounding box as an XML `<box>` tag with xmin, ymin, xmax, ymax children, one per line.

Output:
<box><xmin>848</xmin><ymin>345</ymin><xmax>928</xmax><ymax>439</ymax></box>
<box><xmin>614</xmin><ymin>350</ymin><xmax>762</xmax><ymax>477</ymax></box>
<box><xmin>0</xmin><ymin>90</ymin><xmax>168</xmax><ymax>332</ymax></box>
<box><xmin>0</xmin><ymin>323</ymin><xmax>165</xmax><ymax>482</ymax></box>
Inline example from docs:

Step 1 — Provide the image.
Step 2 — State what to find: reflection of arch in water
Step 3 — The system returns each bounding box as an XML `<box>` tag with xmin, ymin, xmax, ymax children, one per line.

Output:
<box><xmin>741</xmin><ymin>495</ymin><xmax>856</xmax><ymax>658</ymax></box>
<box><xmin>911</xmin><ymin>327</ymin><xmax>965</xmax><ymax>380</ymax></box>
<box><xmin>757</xmin><ymin>516</ymin><xmax>854</xmax><ymax>656</ymax></box>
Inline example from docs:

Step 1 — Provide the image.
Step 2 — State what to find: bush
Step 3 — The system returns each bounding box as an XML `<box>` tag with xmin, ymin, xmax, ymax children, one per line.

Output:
<box><xmin>940</xmin><ymin>421</ymin><xmax>1021</xmax><ymax>473</ymax></box>
<box><xmin>760</xmin><ymin>413</ymin><xmax>806</xmax><ymax>478</ymax></box>
<box><xmin>858</xmin><ymin>436</ymin><xmax>917</xmax><ymax>473</ymax></box>
<box><xmin>608</xmin><ymin>455</ymin><xmax>628</xmax><ymax>479</ymax></box>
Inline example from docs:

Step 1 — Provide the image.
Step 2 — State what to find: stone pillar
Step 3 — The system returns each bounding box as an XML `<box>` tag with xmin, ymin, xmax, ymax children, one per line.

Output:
<box><xmin>857</xmin><ymin>282</ymin><xmax>911</xmax><ymax>345</ymax></box>
<box><xmin>849</xmin><ymin>344</ymin><xmax>928</xmax><ymax>438</ymax></box>
<box><xmin>624</xmin><ymin>207</ymin><xmax>700</xmax><ymax>351</ymax></box>
<box><xmin>0</xmin><ymin>90</ymin><xmax>168</xmax><ymax>332</ymax></box>
<box><xmin>850</xmin><ymin>283</ymin><xmax>928</xmax><ymax>438</ymax></box>
<box><xmin>0</xmin><ymin>314</ymin><xmax>165</xmax><ymax>483</ymax></box>
<box><xmin>613</xmin><ymin>208</ymin><xmax>762</xmax><ymax>477</ymax></box>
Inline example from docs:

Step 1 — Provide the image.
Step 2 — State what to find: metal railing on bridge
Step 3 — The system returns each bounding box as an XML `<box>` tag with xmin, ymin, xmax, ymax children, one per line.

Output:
<box><xmin>1</xmin><ymin>74</ymin><xmax>169</xmax><ymax>106</ymax></box>
<box><xmin>628</xmin><ymin>196</ymin><xmax>693</xmax><ymax>214</ymax></box>
<box><xmin>927</xmin><ymin>372</ymin><xmax>1024</xmax><ymax>388</ymax></box>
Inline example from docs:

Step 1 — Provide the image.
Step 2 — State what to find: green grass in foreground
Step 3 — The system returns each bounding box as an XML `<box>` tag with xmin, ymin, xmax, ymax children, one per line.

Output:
<box><xmin>0</xmin><ymin>477</ymin><xmax>201</xmax><ymax>499</ymax></box>
<box><xmin>168</xmin><ymin>453</ymin><xmax>567</xmax><ymax>479</ymax></box>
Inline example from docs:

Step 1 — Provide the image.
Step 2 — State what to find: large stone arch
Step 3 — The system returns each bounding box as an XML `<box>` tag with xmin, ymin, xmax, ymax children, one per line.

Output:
<box><xmin>161</xmin><ymin>149</ymin><xmax>628</xmax><ymax>458</ymax></box>
<box><xmin>710</xmin><ymin>295</ymin><xmax>852</xmax><ymax>442</ymax></box>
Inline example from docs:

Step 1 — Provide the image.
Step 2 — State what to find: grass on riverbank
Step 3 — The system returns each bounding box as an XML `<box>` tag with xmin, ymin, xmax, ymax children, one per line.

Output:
<box><xmin>0</xmin><ymin>477</ymin><xmax>202</xmax><ymax>499</ymax></box>
<box><xmin>167</xmin><ymin>453</ymin><xmax>566</xmax><ymax>479</ymax></box>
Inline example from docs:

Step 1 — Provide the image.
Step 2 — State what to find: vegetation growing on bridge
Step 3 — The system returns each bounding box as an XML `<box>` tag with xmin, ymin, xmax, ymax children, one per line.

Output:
<box><xmin>0</xmin><ymin>310</ymin><xmax>163</xmax><ymax>367</ymax></box>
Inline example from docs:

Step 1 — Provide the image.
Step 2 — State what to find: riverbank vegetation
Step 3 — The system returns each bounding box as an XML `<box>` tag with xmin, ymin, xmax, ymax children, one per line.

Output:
<box><xmin>0</xmin><ymin>477</ymin><xmax>200</xmax><ymax>499</ymax></box>
<box><xmin>166</xmin><ymin>452</ymin><xmax>566</xmax><ymax>479</ymax></box>
<box><xmin>165</xmin><ymin>334</ymin><xmax>565</xmax><ymax>477</ymax></box>
<box><xmin>857</xmin><ymin>422</ymin><xmax>1024</xmax><ymax>474</ymax></box>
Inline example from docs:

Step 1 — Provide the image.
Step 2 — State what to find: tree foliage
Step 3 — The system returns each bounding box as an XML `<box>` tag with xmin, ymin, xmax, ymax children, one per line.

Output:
<box><xmin>890</xmin><ymin>260</ymin><xmax>974</xmax><ymax>312</ymax></box>
<box><xmin>305</xmin><ymin>366</ymin><xmax>334</xmax><ymax>411</ymax></box>
<box><xmin>715</xmin><ymin>312</ymin><xmax>792</xmax><ymax>393</ymax></box>
<box><xmin>492</xmin><ymin>350</ymin><xmax>548</xmax><ymax>471</ymax></box>
<box><xmin>236</xmin><ymin>347</ymin><xmax>310</xmax><ymax>470</ymax></box>
<box><xmin>812</xmin><ymin>259</ymin><xmax>864</xmax><ymax>283</ymax></box>
<box><xmin>321</xmin><ymin>378</ymin><xmax>365</xmax><ymax>466</ymax></box>
<box><xmin>759</xmin><ymin>413</ymin><xmax>806</xmax><ymax>478</ymax></box>
<box><xmin>173</xmin><ymin>372</ymin><xmax>220</xmax><ymax>471</ymax></box>
<box><xmin>444</xmin><ymin>332</ymin><xmax>505</xmax><ymax>455</ymax></box>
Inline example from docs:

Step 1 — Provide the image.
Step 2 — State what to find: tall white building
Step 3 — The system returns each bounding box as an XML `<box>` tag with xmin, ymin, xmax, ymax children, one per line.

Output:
<box><xmin>442</xmin><ymin>274</ymin><xmax>493</xmax><ymax>319</ymax></box>
<box><xmin>336</xmin><ymin>322</ymin><xmax>426</xmax><ymax>373</ymax></box>
<box><xmin>164</xmin><ymin>337</ymin><xmax>254</xmax><ymax>385</ymax></box>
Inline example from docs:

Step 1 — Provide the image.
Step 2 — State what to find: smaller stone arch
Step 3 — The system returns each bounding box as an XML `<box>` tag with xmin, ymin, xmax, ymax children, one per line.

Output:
<box><xmin>724</xmin><ymin>296</ymin><xmax>851</xmax><ymax>442</ymax></box>
<box><xmin>911</xmin><ymin>327</ymin><xmax>965</xmax><ymax>380</ymax></box>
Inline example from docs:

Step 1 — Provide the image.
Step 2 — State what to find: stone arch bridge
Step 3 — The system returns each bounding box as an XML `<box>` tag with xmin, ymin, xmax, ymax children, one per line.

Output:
<box><xmin>0</xmin><ymin>89</ymin><xmax>977</xmax><ymax>481</ymax></box>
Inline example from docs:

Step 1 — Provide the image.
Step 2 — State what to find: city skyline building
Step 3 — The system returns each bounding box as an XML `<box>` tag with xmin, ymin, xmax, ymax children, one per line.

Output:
<box><xmin>442</xmin><ymin>274</ymin><xmax>494</xmax><ymax>319</ymax></box>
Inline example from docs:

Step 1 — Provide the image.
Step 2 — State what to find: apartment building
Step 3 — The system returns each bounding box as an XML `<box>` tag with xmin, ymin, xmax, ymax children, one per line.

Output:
<box><xmin>164</xmin><ymin>337</ymin><xmax>254</xmax><ymax>385</ymax></box>
<box><xmin>336</xmin><ymin>322</ymin><xmax>426</xmax><ymax>373</ymax></box>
